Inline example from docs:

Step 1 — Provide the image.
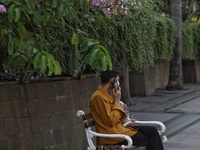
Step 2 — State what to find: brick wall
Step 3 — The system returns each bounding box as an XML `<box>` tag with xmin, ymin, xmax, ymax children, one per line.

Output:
<box><xmin>0</xmin><ymin>76</ymin><xmax>100</xmax><ymax>150</ymax></box>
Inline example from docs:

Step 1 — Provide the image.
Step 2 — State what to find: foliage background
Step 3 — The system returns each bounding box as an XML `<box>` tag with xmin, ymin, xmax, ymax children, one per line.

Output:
<box><xmin>1</xmin><ymin>0</ymin><xmax>194</xmax><ymax>81</ymax></box>
<box><xmin>182</xmin><ymin>22</ymin><xmax>200</xmax><ymax>60</ymax></box>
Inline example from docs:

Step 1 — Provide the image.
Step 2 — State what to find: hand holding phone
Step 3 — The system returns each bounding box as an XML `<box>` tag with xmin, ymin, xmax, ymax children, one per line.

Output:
<box><xmin>112</xmin><ymin>79</ymin><xmax>120</xmax><ymax>91</ymax></box>
<box><xmin>112</xmin><ymin>79</ymin><xmax>121</xmax><ymax>104</ymax></box>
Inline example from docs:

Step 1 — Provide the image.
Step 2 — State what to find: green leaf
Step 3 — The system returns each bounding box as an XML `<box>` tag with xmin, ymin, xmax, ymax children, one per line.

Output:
<box><xmin>84</xmin><ymin>51</ymin><xmax>92</xmax><ymax>64</ymax></box>
<box><xmin>40</xmin><ymin>55</ymin><xmax>47</xmax><ymax>73</ymax></box>
<box><xmin>33</xmin><ymin>52</ymin><xmax>42</xmax><ymax>69</ymax></box>
<box><xmin>16</xmin><ymin>37</ymin><xmax>23</xmax><ymax>52</ymax></box>
<box><xmin>45</xmin><ymin>52</ymin><xmax>54</xmax><ymax>60</ymax></box>
<box><xmin>101</xmin><ymin>56</ymin><xmax>108</xmax><ymax>71</ymax></box>
<box><xmin>29</xmin><ymin>0</ymin><xmax>35</xmax><ymax>9</ymax></box>
<box><xmin>107</xmin><ymin>56</ymin><xmax>112</xmax><ymax>70</ymax></box>
<box><xmin>51</xmin><ymin>0</ymin><xmax>58</xmax><ymax>8</ymax></box>
<box><xmin>8</xmin><ymin>4</ymin><xmax>15</xmax><ymax>22</ymax></box>
<box><xmin>33</xmin><ymin>48</ymin><xmax>38</xmax><ymax>54</ymax></box>
<box><xmin>57</xmin><ymin>61</ymin><xmax>62</xmax><ymax>75</ymax></box>
<box><xmin>87</xmin><ymin>39</ymin><xmax>99</xmax><ymax>47</ymax></box>
<box><xmin>19</xmin><ymin>25</ymin><xmax>27</xmax><ymax>35</ymax></box>
<box><xmin>92</xmin><ymin>57</ymin><xmax>100</xmax><ymax>68</ymax></box>
<box><xmin>57</xmin><ymin>4</ymin><xmax>64</xmax><ymax>18</ymax></box>
<box><xmin>97</xmin><ymin>45</ymin><xmax>110</xmax><ymax>56</ymax></box>
<box><xmin>10</xmin><ymin>52</ymin><xmax>20</xmax><ymax>62</ymax></box>
<box><xmin>8</xmin><ymin>42</ymin><xmax>13</xmax><ymax>55</ymax></box>
<box><xmin>77</xmin><ymin>29</ymin><xmax>87</xmax><ymax>36</ymax></box>
<box><xmin>89</xmin><ymin>48</ymin><xmax>99</xmax><ymax>65</ymax></box>
<box><xmin>8</xmin><ymin>34</ymin><xmax>15</xmax><ymax>55</ymax></box>
<box><xmin>71</xmin><ymin>33</ymin><xmax>79</xmax><ymax>45</ymax></box>
<box><xmin>80</xmin><ymin>41</ymin><xmax>89</xmax><ymax>52</ymax></box>
<box><xmin>53</xmin><ymin>60</ymin><xmax>61</xmax><ymax>75</ymax></box>
<box><xmin>25</xmin><ymin>0</ymin><xmax>35</xmax><ymax>10</ymax></box>
<box><xmin>43</xmin><ymin>12</ymin><xmax>51</xmax><ymax>25</ymax></box>
<box><xmin>14</xmin><ymin>7</ymin><xmax>21</xmax><ymax>22</ymax></box>
<box><xmin>33</xmin><ymin>11</ymin><xmax>42</xmax><ymax>23</ymax></box>
<box><xmin>47</xmin><ymin>59</ymin><xmax>54</xmax><ymax>76</ymax></box>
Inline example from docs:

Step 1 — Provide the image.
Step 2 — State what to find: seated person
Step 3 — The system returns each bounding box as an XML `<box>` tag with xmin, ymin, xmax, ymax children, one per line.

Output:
<box><xmin>90</xmin><ymin>68</ymin><xmax>164</xmax><ymax>150</ymax></box>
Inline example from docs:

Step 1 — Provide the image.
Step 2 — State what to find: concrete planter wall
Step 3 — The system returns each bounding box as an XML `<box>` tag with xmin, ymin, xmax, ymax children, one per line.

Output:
<box><xmin>129</xmin><ymin>60</ymin><xmax>170</xmax><ymax>96</ymax></box>
<box><xmin>154</xmin><ymin>60</ymin><xmax>170</xmax><ymax>89</ymax></box>
<box><xmin>182</xmin><ymin>59</ymin><xmax>200</xmax><ymax>83</ymax></box>
<box><xmin>0</xmin><ymin>76</ymin><xmax>100</xmax><ymax>150</ymax></box>
<box><xmin>129</xmin><ymin>67</ymin><xmax>156</xmax><ymax>96</ymax></box>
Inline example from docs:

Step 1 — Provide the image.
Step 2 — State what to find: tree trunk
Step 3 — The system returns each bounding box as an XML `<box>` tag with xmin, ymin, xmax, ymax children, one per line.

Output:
<box><xmin>188</xmin><ymin>0</ymin><xmax>194</xmax><ymax>15</ymax></box>
<box><xmin>121</xmin><ymin>66</ymin><xmax>131</xmax><ymax>106</ymax></box>
<box><xmin>164</xmin><ymin>0</ymin><xmax>169</xmax><ymax>9</ymax></box>
<box><xmin>167</xmin><ymin>0</ymin><xmax>184</xmax><ymax>90</ymax></box>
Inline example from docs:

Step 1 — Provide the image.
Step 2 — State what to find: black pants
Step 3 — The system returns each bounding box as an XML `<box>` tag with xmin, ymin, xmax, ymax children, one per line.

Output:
<box><xmin>115</xmin><ymin>126</ymin><xmax>164</xmax><ymax>150</ymax></box>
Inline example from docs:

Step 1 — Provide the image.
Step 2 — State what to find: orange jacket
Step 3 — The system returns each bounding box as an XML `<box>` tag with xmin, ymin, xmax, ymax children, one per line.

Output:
<box><xmin>90</xmin><ymin>85</ymin><xmax>137</xmax><ymax>145</ymax></box>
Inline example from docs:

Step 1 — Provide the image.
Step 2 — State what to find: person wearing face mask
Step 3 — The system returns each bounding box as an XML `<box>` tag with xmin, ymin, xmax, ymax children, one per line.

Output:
<box><xmin>89</xmin><ymin>68</ymin><xmax>164</xmax><ymax>150</ymax></box>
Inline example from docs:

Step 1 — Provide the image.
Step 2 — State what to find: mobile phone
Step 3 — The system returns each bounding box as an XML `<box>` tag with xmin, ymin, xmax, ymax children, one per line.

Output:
<box><xmin>112</xmin><ymin>79</ymin><xmax>120</xmax><ymax>91</ymax></box>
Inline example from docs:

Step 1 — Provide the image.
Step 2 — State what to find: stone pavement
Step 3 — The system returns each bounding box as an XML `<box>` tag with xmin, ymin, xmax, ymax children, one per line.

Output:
<box><xmin>128</xmin><ymin>83</ymin><xmax>200</xmax><ymax>150</ymax></box>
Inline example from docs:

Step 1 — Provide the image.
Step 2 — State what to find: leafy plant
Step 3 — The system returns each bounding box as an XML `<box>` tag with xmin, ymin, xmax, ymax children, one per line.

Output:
<box><xmin>182</xmin><ymin>22</ymin><xmax>200</xmax><ymax>60</ymax></box>
<box><xmin>154</xmin><ymin>16</ymin><xmax>176</xmax><ymax>60</ymax></box>
<box><xmin>0</xmin><ymin>0</ymin><xmax>181</xmax><ymax>81</ymax></box>
<box><xmin>70</xmin><ymin>32</ymin><xmax>112</xmax><ymax>77</ymax></box>
<box><xmin>0</xmin><ymin>0</ymin><xmax>68</xmax><ymax>79</ymax></box>
<box><xmin>182</xmin><ymin>22</ymin><xmax>196</xmax><ymax>60</ymax></box>
<box><xmin>78</xmin><ymin>0</ymin><xmax>166</xmax><ymax>70</ymax></box>
<box><xmin>0</xmin><ymin>0</ymin><xmax>113</xmax><ymax>80</ymax></box>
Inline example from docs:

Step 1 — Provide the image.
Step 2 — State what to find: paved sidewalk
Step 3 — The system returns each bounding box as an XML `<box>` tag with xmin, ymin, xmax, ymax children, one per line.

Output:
<box><xmin>128</xmin><ymin>83</ymin><xmax>200</xmax><ymax>150</ymax></box>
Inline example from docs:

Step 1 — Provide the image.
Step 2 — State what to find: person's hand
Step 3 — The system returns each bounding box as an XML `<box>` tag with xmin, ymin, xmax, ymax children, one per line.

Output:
<box><xmin>130</xmin><ymin>118</ymin><xmax>137</xmax><ymax>124</ymax></box>
<box><xmin>123</xmin><ymin>119</ymin><xmax>136</xmax><ymax>127</ymax></box>
<box><xmin>113</xmin><ymin>86</ymin><xmax>121</xmax><ymax>105</ymax></box>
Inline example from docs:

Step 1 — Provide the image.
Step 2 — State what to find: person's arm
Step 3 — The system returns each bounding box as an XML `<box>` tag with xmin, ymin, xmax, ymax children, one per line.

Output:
<box><xmin>92</xmin><ymin>90</ymin><xmax>125</xmax><ymax>127</ymax></box>
<box><xmin>113</xmin><ymin>86</ymin><xmax>121</xmax><ymax>105</ymax></box>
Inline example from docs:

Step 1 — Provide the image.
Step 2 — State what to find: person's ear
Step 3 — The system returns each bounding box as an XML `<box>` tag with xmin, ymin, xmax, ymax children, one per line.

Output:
<box><xmin>109</xmin><ymin>78</ymin><xmax>115</xmax><ymax>84</ymax></box>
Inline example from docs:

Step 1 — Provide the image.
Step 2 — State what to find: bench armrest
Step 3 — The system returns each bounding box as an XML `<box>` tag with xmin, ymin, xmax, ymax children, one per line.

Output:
<box><xmin>124</xmin><ymin>120</ymin><xmax>166</xmax><ymax>134</ymax></box>
<box><xmin>87</xmin><ymin>129</ymin><xmax>133</xmax><ymax>149</ymax></box>
<box><xmin>123</xmin><ymin>120</ymin><xmax>167</xmax><ymax>143</ymax></box>
<box><xmin>135</xmin><ymin>121</ymin><xmax>166</xmax><ymax>134</ymax></box>
<box><xmin>120</xmin><ymin>101</ymin><xmax>167</xmax><ymax>143</ymax></box>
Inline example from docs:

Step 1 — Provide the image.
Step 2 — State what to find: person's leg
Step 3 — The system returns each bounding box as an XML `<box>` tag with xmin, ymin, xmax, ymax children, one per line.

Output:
<box><xmin>115</xmin><ymin>132</ymin><xmax>151</xmax><ymax>149</ymax></box>
<box><xmin>131</xmin><ymin>132</ymin><xmax>152</xmax><ymax>150</ymax></box>
<box><xmin>136</xmin><ymin>126</ymin><xmax>164</xmax><ymax>150</ymax></box>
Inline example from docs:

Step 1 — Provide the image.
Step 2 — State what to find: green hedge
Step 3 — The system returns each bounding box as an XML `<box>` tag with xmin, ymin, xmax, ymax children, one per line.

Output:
<box><xmin>97</xmin><ymin>13</ymin><xmax>157</xmax><ymax>70</ymax></box>
<box><xmin>182</xmin><ymin>22</ymin><xmax>200</xmax><ymax>60</ymax></box>
<box><xmin>0</xmin><ymin>0</ymin><xmax>177</xmax><ymax>80</ymax></box>
<box><xmin>77</xmin><ymin>13</ymin><xmax>176</xmax><ymax>71</ymax></box>
<box><xmin>154</xmin><ymin>16</ymin><xmax>176</xmax><ymax>60</ymax></box>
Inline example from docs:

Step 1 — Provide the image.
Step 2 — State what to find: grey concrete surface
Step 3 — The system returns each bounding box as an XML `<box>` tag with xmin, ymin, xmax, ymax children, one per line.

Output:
<box><xmin>128</xmin><ymin>83</ymin><xmax>200</xmax><ymax>150</ymax></box>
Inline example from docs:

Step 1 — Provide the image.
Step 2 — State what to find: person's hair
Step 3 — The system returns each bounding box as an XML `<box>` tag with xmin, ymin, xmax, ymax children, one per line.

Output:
<box><xmin>100</xmin><ymin>68</ymin><xmax>120</xmax><ymax>84</ymax></box>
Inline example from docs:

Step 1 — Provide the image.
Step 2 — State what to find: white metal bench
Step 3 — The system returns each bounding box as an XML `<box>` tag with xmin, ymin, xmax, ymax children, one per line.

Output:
<box><xmin>76</xmin><ymin>102</ymin><xmax>167</xmax><ymax>150</ymax></box>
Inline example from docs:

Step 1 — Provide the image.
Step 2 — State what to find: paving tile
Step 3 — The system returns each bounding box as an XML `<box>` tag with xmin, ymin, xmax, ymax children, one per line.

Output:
<box><xmin>164</xmin><ymin>121</ymin><xmax>200</xmax><ymax>150</ymax></box>
<box><xmin>168</xmin><ymin>97</ymin><xmax>200</xmax><ymax>113</ymax></box>
<box><xmin>129</xmin><ymin>83</ymin><xmax>200</xmax><ymax>150</ymax></box>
